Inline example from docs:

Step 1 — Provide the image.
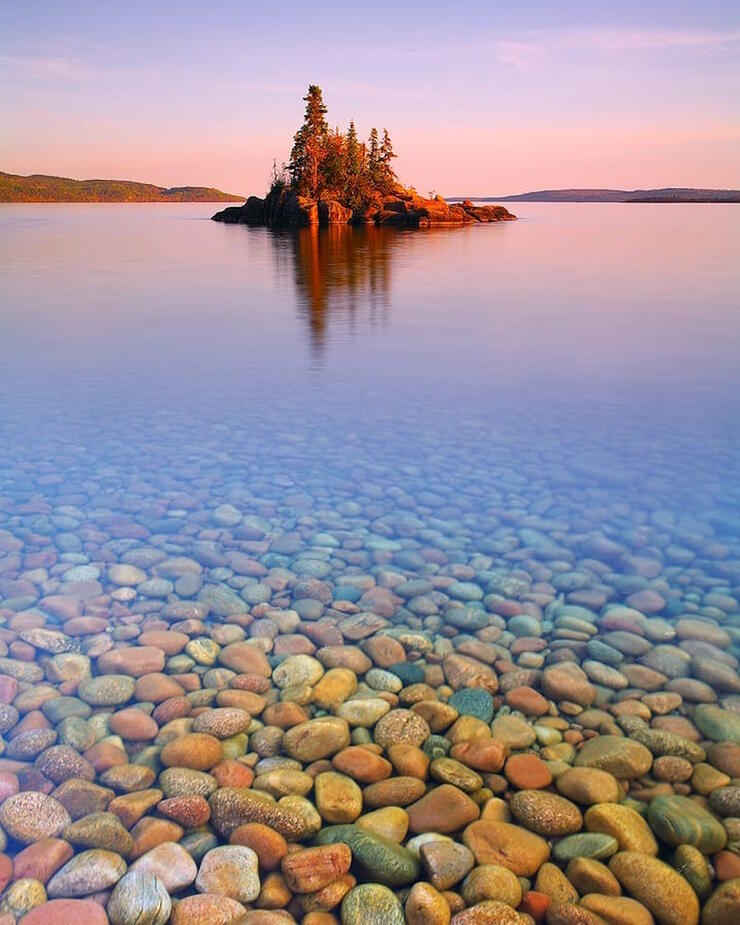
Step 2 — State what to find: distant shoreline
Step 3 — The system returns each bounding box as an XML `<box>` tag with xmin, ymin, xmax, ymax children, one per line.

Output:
<box><xmin>449</xmin><ymin>187</ymin><xmax>740</xmax><ymax>203</ymax></box>
<box><xmin>0</xmin><ymin>171</ymin><xmax>243</xmax><ymax>203</ymax></box>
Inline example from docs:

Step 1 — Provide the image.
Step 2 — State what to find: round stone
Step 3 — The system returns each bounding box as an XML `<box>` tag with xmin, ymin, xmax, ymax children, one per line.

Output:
<box><xmin>108</xmin><ymin>870</ymin><xmax>172</xmax><ymax>925</ymax></box>
<box><xmin>341</xmin><ymin>883</ymin><xmax>405</xmax><ymax>925</ymax></box>
<box><xmin>47</xmin><ymin>849</ymin><xmax>127</xmax><ymax>897</ymax></box>
<box><xmin>701</xmin><ymin>879</ymin><xmax>740</xmax><ymax>925</ymax></box>
<box><xmin>160</xmin><ymin>733</ymin><xmax>223</xmax><ymax>770</ymax></box>
<box><xmin>575</xmin><ymin>735</ymin><xmax>653</xmax><ymax>778</ymax></box>
<box><xmin>448</xmin><ymin>689</ymin><xmax>494</xmax><ymax>723</ymax></box>
<box><xmin>462</xmin><ymin>820</ymin><xmax>550</xmax><ymax>877</ymax></box>
<box><xmin>509</xmin><ymin>790</ymin><xmax>582</xmax><ymax>836</ymax></box>
<box><xmin>647</xmin><ymin>794</ymin><xmax>727</xmax><ymax>853</ymax></box>
<box><xmin>556</xmin><ymin>767</ymin><xmax>621</xmax><ymax>805</ymax></box>
<box><xmin>0</xmin><ymin>792</ymin><xmax>71</xmax><ymax>843</ymax></box>
<box><xmin>609</xmin><ymin>851</ymin><xmax>699</xmax><ymax>925</ymax></box>
<box><xmin>374</xmin><ymin>710</ymin><xmax>430</xmax><ymax>749</ymax></box>
<box><xmin>78</xmin><ymin>675</ymin><xmax>135</xmax><ymax>707</ymax></box>
<box><xmin>585</xmin><ymin>803</ymin><xmax>658</xmax><ymax>855</ymax></box>
<box><xmin>194</xmin><ymin>845</ymin><xmax>260</xmax><ymax>903</ymax></box>
<box><xmin>552</xmin><ymin>833</ymin><xmax>619</xmax><ymax>862</ymax></box>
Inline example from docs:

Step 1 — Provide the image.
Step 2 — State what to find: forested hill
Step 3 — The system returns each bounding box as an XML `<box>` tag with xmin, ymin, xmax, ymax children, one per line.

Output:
<box><xmin>0</xmin><ymin>172</ymin><xmax>244</xmax><ymax>202</ymax></box>
<box><xmin>454</xmin><ymin>188</ymin><xmax>740</xmax><ymax>203</ymax></box>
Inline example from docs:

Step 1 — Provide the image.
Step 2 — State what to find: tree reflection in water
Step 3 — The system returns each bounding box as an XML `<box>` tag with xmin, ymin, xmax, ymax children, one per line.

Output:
<box><xmin>273</xmin><ymin>224</ymin><xmax>398</xmax><ymax>357</ymax></box>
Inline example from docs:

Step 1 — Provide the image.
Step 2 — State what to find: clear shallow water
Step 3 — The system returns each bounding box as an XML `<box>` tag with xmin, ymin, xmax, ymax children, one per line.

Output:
<box><xmin>0</xmin><ymin>203</ymin><xmax>739</xmax><ymax>917</ymax></box>
<box><xmin>1</xmin><ymin>203</ymin><xmax>739</xmax><ymax>567</ymax></box>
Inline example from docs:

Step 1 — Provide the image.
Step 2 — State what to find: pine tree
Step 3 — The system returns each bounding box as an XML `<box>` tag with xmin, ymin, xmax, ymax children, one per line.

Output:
<box><xmin>379</xmin><ymin>128</ymin><xmax>397</xmax><ymax>192</ymax></box>
<box><xmin>367</xmin><ymin>127</ymin><xmax>381</xmax><ymax>184</ymax></box>
<box><xmin>288</xmin><ymin>85</ymin><xmax>329</xmax><ymax>197</ymax></box>
<box><xmin>343</xmin><ymin>120</ymin><xmax>370</xmax><ymax>209</ymax></box>
<box><xmin>321</xmin><ymin>128</ymin><xmax>346</xmax><ymax>193</ymax></box>
<box><xmin>345</xmin><ymin>120</ymin><xmax>361</xmax><ymax>178</ymax></box>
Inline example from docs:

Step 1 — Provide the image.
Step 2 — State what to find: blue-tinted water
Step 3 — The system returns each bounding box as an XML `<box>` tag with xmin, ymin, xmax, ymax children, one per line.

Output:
<box><xmin>0</xmin><ymin>203</ymin><xmax>739</xmax><ymax>918</ymax></box>
<box><xmin>2</xmin><ymin>203</ymin><xmax>738</xmax><ymax>571</ymax></box>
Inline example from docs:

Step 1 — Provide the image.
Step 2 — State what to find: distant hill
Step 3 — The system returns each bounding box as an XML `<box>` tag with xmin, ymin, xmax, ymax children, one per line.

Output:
<box><xmin>0</xmin><ymin>171</ymin><xmax>244</xmax><ymax>203</ymax></box>
<box><xmin>449</xmin><ymin>188</ymin><xmax>740</xmax><ymax>203</ymax></box>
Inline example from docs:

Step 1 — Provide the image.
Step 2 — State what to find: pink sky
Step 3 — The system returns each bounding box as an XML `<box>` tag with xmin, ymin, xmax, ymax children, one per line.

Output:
<box><xmin>1</xmin><ymin>2</ymin><xmax>738</xmax><ymax>195</ymax></box>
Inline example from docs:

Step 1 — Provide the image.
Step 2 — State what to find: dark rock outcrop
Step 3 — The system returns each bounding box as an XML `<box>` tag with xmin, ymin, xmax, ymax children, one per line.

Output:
<box><xmin>212</xmin><ymin>186</ymin><xmax>515</xmax><ymax>227</ymax></box>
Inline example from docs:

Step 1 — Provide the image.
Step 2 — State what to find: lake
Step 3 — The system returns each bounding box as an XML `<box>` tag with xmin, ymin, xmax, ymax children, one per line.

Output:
<box><xmin>0</xmin><ymin>202</ymin><xmax>738</xmax><ymax>918</ymax></box>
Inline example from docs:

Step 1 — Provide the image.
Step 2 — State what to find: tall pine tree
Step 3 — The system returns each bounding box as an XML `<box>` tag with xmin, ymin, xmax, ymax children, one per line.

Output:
<box><xmin>343</xmin><ymin>120</ymin><xmax>367</xmax><ymax>208</ymax></box>
<box><xmin>367</xmin><ymin>128</ymin><xmax>381</xmax><ymax>184</ymax></box>
<box><xmin>288</xmin><ymin>85</ymin><xmax>329</xmax><ymax>197</ymax></box>
<box><xmin>379</xmin><ymin>128</ymin><xmax>397</xmax><ymax>192</ymax></box>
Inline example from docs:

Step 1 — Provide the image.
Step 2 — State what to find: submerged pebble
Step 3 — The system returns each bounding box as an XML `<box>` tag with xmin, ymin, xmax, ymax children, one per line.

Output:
<box><xmin>0</xmin><ymin>403</ymin><xmax>737</xmax><ymax>925</ymax></box>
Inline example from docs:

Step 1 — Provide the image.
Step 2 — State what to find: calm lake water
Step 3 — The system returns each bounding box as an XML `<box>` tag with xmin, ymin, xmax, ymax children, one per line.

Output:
<box><xmin>0</xmin><ymin>203</ymin><xmax>739</xmax><ymax>914</ymax></box>
<box><xmin>2</xmin><ymin>203</ymin><xmax>738</xmax><ymax>549</ymax></box>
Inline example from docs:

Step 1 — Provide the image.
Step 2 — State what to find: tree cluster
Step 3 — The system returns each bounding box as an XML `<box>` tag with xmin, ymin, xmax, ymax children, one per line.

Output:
<box><xmin>281</xmin><ymin>85</ymin><xmax>397</xmax><ymax>209</ymax></box>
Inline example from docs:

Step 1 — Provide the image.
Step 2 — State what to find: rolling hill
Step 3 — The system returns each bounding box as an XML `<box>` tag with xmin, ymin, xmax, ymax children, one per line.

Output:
<box><xmin>450</xmin><ymin>188</ymin><xmax>740</xmax><ymax>203</ymax></box>
<box><xmin>0</xmin><ymin>171</ymin><xmax>244</xmax><ymax>203</ymax></box>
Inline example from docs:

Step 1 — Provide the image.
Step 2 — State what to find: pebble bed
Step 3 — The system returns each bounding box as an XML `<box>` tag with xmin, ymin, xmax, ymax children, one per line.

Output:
<box><xmin>0</xmin><ymin>438</ymin><xmax>738</xmax><ymax>925</ymax></box>
<box><xmin>0</xmin><ymin>208</ymin><xmax>738</xmax><ymax>925</ymax></box>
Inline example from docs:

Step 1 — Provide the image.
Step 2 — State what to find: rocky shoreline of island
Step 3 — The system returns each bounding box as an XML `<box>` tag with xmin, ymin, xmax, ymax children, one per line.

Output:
<box><xmin>212</xmin><ymin>186</ymin><xmax>515</xmax><ymax>228</ymax></box>
<box><xmin>213</xmin><ymin>85</ymin><xmax>516</xmax><ymax>228</ymax></box>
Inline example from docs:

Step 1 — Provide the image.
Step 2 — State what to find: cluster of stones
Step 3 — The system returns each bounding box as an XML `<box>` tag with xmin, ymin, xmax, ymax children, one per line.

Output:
<box><xmin>0</xmin><ymin>491</ymin><xmax>738</xmax><ymax>925</ymax></box>
<box><xmin>212</xmin><ymin>185</ymin><xmax>516</xmax><ymax>228</ymax></box>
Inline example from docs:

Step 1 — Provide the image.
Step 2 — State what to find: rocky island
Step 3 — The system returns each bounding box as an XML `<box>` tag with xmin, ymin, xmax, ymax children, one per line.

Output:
<box><xmin>213</xmin><ymin>86</ymin><xmax>516</xmax><ymax>228</ymax></box>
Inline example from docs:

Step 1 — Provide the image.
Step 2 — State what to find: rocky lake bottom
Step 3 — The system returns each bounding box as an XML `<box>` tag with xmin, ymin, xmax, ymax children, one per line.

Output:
<box><xmin>0</xmin><ymin>203</ymin><xmax>738</xmax><ymax>925</ymax></box>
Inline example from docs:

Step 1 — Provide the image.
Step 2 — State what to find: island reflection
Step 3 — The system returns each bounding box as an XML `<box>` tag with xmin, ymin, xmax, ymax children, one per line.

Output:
<box><xmin>270</xmin><ymin>225</ymin><xmax>398</xmax><ymax>356</ymax></box>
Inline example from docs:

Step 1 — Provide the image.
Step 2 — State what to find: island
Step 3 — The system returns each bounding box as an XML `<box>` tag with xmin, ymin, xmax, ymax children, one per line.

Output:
<box><xmin>213</xmin><ymin>86</ymin><xmax>516</xmax><ymax>228</ymax></box>
<box><xmin>0</xmin><ymin>171</ymin><xmax>243</xmax><ymax>203</ymax></box>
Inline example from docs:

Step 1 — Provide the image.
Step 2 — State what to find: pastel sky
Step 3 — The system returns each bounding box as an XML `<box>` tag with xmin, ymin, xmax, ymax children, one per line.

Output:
<box><xmin>1</xmin><ymin>0</ymin><xmax>738</xmax><ymax>195</ymax></box>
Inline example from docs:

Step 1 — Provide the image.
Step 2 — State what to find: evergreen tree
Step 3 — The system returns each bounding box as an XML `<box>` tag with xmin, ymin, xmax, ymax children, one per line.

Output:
<box><xmin>321</xmin><ymin>129</ymin><xmax>346</xmax><ymax>193</ymax></box>
<box><xmin>343</xmin><ymin>120</ymin><xmax>367</xmax><ymax>208</ymax></box>
<box><xmin>288</xmin><ymin>85</ymin><xmax>329</xmax><ymax>197</ymax></box>
<box><xmin>367</xmin><ymin>127</ymin><xmax>381</xmax><ymax>183</ymax></box>
<box><xmin>283</xmin><ymin>88</ymin><xmax>400</xmax><ymax>205</ymax></box>
<box><xmin>379</xmin><ymin>128</ymin><xmax>397</xmax><ymax>191</ymax></box>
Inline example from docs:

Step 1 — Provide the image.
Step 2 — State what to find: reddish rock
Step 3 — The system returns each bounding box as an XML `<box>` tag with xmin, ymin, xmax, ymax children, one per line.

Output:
<box><xmin>231</xmin><ymin>674</ymin><xmax>271</xmax><ymax>693</ymax></box>
<box><xmin>0</xmin><ymin>854</ymin><xmax>12</xmax><ymax>893</ymax></box>
<box><xmin>63</xmin><ymin>617</ymin><xmax>108</xmax><ymax>636</ymax></box>
<box><xmin>505</xmin><ymin>754</ymin><xmax>553</xmax><ymax>790</ymax></box>
<box><xmin>158</xmin><ymin>795</ymin><xmax>211</xmax><ymax>827</ymax></box>
<box><xmin>84</xmin><ymin>742</ymin><xmax>128</xmax><ymax>772</ymax></box>
<box><xmin>332</xmin><ymin>746</ymin><xmax>393</xmax><ymax>784</ymax></box>
<box><xmin>714</xmin><ymin>850</ymin><xmax>740</xmax><ymax>881</ymax></box>
<box><xmin>406</xmin><ymin>783</ymin><xmax>481</xmax><ymax>834</ymax></box>
<box><xmin>281</xmin><ymin>844</ymin><xmax>352</xmax><ymax>893</ymax></box>
<box><xmin>135</xmin><ymin>673</ymin><xmax>185</xmax><ymax>703</ymax></box>
<box><xmin>362</xmin><ymin>636</ymin><xmax>406</xmax><ymax>668</ymax></box>
<box><xmin>450</xmin><ymin>740</ymin><xmax>507</xmax><ymax>773</ymax></box>
<box><xmin>211</xmin><ymin>759</ymin><xmax>255</xmax><ymax>789</ymax></box>
<box><xmin>97</xmin><ymin>646</ymin><xmax>165</xmax><ymax>676</ymax></box>
<box><xmin>7</xmin><ymin>843</ymin><xmax>59</xmax><ymax>900</ymax></box>
<box><xmin>17</xmin><ymin>899</ymin><xmax>109</xmax><ymax>925</ymax></box>
<box><xmin>138</xmin><ymin>630</ymin><xmax>189</xmax><ymax>654</ymax></box>
<box><xmin>0</xmin><ymin>772</ymin><xmax>19</xmax><ymax>802</ymax></box>
<box><xmin>263</xmin><ymin>702</ymin><xmax>309</xmax><ymax>729</ymax></box>
<box><xmin>230</xmin><ymin>822</ymin><xmax>288</xmax><ymax>870</ymax></box>
<box><xmin>109</xmin><ymin>708</ymin><xmax>159</xmax><ymax>741</ymax></box>
<box><xmin>168</xmin><ymin>894</ymin><xmax>245</xmax><ymax>925</ymax></box>
<box><xmin>219</xmin><ymin>642</ymin><xmax>272</xmax><ymax>677</ymax></box>
<box><xmin>0</xmin><ymin>676</ymin><xmax>19</xmax><ymax>703</ymax></box>
<box><xmin>152</xmin><ymin>696</ymin><xmax>191</xmax><ymax>725</ymax></box>
<box><xmin>216</xmin><ymin>689</ymin><xmax>266</xmax><ymax>714</ymax></box>
<box><xmin>504</xmin><ymin>687</ymin><xmax>550</xmax><ymax>716</ymax></box>
<box><xmin>160</xmin><ymin>733</ymin><xmax>223</xmax><ymax>771</ymax></box>
<box><xmin>520</xmin><ymin>891</ymin><xmax>551</xmax><ymax>923</ymax></box>
<box><xmin>130</xmin><ymin>817</ymin><xmax>185</xmax><ymax>859</ymax></box>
